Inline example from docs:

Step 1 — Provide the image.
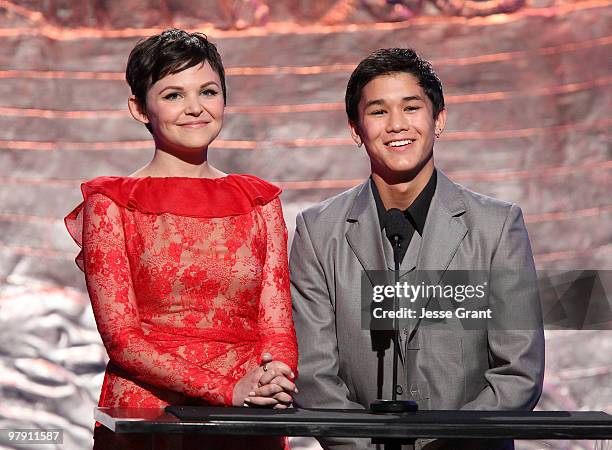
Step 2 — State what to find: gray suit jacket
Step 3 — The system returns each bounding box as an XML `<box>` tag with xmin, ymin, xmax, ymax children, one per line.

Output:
<box><xmin>290</xmin><ymin>170</ymin><xmax>545</xmax><ymax>450</ymax></box>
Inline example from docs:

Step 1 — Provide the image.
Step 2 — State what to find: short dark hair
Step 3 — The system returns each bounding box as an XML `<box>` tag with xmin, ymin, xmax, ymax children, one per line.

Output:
<box><xmin>345</xmin><ymin>48</ymin><xmax>444</xmax><ymax>123</ymax></box>
<box><xmin>126</xmin><ymin>29</ymin><xmax>227</xmax><ymax>114</ymax></box>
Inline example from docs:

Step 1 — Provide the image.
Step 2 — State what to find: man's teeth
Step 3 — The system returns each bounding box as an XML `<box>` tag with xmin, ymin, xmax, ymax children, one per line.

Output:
<box><xmin>388</xmin><ymin>139</ymin><xmax>413</xmax><ymax>147</ymax></box>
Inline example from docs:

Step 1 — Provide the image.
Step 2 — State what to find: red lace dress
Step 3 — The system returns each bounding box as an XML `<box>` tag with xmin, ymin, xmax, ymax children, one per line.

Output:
<box><xmin>65</xmin><ymin>174</ymin><xmax>298</xmax><ymax>449</ymax></box>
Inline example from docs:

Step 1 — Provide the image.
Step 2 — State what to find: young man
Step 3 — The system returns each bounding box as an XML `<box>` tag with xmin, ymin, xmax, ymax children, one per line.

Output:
<box><xmin>290</xmin><ymin>48</ymin><xmax>545</xmax><ymax>450</ymax></box>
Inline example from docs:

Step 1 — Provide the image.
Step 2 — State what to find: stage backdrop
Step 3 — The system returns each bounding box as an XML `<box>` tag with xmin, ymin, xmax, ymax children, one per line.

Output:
<box><xmin>0</xmin><ymin>1</ymin><xmax>610</xmax><ymax>449</ymax></box>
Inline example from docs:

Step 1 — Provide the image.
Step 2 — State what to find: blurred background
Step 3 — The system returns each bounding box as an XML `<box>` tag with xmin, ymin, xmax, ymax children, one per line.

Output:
<box><xmin>0</xmin><ymin>0</ymin><xmax>610</xmax><ymax>449</ymax></box>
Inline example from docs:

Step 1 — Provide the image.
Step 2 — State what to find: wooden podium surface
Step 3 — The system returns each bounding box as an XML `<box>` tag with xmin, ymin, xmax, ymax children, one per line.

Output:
<box><xmin>95</xmin><ymin>407</ymin><xmax>612</xmax><ymax>440</ymax></box>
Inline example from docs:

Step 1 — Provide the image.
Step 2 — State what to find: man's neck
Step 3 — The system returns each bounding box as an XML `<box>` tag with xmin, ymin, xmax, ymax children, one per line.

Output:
<box><xmin>372</xmin><ymin>165</ymin><xmax>435</xmax><ymax>211</ymax></box>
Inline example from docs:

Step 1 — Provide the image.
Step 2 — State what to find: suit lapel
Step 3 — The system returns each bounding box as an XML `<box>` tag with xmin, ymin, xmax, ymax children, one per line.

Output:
<box><xmin>400</xmin><ymin>232</ymin><xmax>420</xmax><ymax>273</ymax></box>
<box><xmin>418</xmin><ymin>170</ymin><xmax>468</xmax><ymax>275</ymax></box>
<box><xmin>345</xmin><ymin>180</ymin><xmax>388</xmax><ymax>282</ymax></box>
<box><xmin>345</xmin><ymin>181</ymin><xmax>403</xmax><ymax>362</ymax></box>
<box><xmin>405</xmin><ymin>171</ymin><xmax>469</xmax><ymax>338</ymax></box>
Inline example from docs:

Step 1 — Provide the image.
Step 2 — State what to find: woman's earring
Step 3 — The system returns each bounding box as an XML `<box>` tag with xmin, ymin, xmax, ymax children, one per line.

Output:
<box><xmin>357</xmin><ymin>142</ymin><xmax>363</xmax><ymax>148</ymax></box>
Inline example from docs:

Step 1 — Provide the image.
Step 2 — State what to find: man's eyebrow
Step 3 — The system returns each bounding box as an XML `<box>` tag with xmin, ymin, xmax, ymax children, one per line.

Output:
<box><xmin>403</xmin><ymin>95</ymin><xmax>424</xmax><ymax>102</ymax></box>
<box><xmin>364</xmin><ymin>95</ymin><xmax>425</xmax><ymax>109</ymax></box>
<box><xmin>364</xmin><ymin>99</ymin><xmax>385</xmax><ymax>109</ymax></box>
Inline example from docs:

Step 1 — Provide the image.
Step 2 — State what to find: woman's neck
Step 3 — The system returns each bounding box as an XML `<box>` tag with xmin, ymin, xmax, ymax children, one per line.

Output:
<box><xmin>130</xmin><ymin>148</ymin><xmax>226</xmax><ymax>179</ymax></box>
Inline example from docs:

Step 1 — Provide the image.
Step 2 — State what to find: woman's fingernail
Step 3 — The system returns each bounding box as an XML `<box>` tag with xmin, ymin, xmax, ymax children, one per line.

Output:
<box><xmin>244</xmin><ymin>398</ymin><xmax>251</xmax><ymax>403</ymax></box>
<box><xmin>249</xmin><ymin>392</ymin><xmax>256</xmax><ymax>396</ymax></box>
<box><xmin>294</xmin><ymin>388</ymin><xmax>299</xmax><ymax>394</ymax></box>
<box><xmin>290</xmin><ymin>372</ymin><xmax>295</xmax><ymax>378</ymax></box>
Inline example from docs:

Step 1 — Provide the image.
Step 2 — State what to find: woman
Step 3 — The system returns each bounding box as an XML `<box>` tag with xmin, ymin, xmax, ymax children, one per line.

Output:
<box><xmin>65</xmin><ymin>29</ymin><xmax>298</xmax><ymax>449</ymax></box>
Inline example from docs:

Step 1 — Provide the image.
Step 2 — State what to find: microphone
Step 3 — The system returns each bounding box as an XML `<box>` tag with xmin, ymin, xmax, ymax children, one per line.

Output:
<box><xmin>383</xmin><ymin>209</ymin><xmax>409</xmax><ymax>271</ymax></box>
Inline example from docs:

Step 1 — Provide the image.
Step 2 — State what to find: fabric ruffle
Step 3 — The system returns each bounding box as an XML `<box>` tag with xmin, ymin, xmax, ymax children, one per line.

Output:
<box><xmin>64</xmin><ymin>174</ymin><xmax>281</xmax><ymax>270</ymax></box>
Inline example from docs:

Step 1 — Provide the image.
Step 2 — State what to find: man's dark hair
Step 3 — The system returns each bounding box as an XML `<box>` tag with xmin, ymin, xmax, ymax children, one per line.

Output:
<box><xmin>126</xmin><ymin>29</ymin><xmax>227</xmax><ymax>114</ymax></box>
<box><xmin>345</xmin><ymin>48</ymin><xmax>444</xmax><ymax>124</ymax></box>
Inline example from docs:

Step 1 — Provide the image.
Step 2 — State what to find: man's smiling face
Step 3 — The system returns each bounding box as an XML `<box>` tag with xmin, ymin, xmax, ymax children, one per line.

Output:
<box><xmin>350</xmin><ymin>71</ymin><xmax>446</xmax><ymax>182</ymax></box>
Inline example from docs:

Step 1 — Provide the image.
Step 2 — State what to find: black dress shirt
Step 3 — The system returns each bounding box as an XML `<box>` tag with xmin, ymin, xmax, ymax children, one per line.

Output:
<box><xmin>372</xmin><ymin>170</ymin><xmax>437</xmax><ymax>264</ymax></box>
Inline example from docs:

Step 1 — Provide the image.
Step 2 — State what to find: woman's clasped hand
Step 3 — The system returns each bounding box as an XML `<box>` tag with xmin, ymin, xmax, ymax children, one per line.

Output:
<box><xmin>233</xmin><ymin>353</ymin><xmax>298</xmax><ymax>409</ymax></box>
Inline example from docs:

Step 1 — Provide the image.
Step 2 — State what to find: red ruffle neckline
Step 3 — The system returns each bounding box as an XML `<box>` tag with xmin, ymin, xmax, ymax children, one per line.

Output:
<box><xmin>76</xmin><ymin>174</ymin><xmax>281</xmax><ymax>218</ymax></box>
<box><xmin>64</xmin><ymin>174</ymin><xmax>281</xmax><ymax>271</ymax></box>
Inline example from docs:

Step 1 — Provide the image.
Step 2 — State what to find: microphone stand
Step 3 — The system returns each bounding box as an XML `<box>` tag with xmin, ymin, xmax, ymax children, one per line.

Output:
<box><xmin>391</xmin><ymin>235</ymin><xmax>400</xmax><ymax>404</ymax></box>
<box><xmin>370</xmin><ymin>210</ymin><xmax>418</xmax><ymax>449</ymax></box>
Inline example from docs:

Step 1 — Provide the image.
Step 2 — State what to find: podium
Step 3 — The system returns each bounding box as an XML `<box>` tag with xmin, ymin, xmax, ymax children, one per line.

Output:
<box><xmin>95</xmin><ymin>407</ymin><xmax>612</xmax><ymax>449</ymax></box>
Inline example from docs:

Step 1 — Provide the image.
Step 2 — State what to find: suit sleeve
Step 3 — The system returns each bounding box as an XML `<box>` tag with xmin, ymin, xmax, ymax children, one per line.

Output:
<box><xmin>461</xmin><ymin>204</ymin><xmax>545</xmax><ymax>411</ymax></box>
<box><xmin>82</xmin><ymin>193</ymin><xmax>237</xmax><ymax>405</ymax></box>
<box><xmin>290</xmin><ymin>211</ymin><xmax>371</xmax><ymax>450</ymax></box>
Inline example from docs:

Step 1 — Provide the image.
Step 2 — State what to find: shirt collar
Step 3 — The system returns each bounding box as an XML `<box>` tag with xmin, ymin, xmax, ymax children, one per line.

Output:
<box><xmin>372</xmin><ymin>169</ymin><xmax>437</xmax><ymax>235</ymax></box>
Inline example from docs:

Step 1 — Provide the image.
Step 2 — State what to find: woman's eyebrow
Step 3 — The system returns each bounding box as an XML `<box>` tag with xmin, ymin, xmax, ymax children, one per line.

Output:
<box><xmin>158</xmin><ymin>81</ymin><xmax>220</xmax><ymax>94</ymax></box>
<box><xmin>158</xmin><ymin>85</ymin><xmax>184</xmax><ymax>94</ymax></box>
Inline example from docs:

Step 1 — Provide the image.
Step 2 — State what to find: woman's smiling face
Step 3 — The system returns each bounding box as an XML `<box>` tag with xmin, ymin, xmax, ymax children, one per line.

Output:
<box><xmin>131</xmin><ymin>61</ymin><xmax>225</xmax><ymax>153</ymax></box>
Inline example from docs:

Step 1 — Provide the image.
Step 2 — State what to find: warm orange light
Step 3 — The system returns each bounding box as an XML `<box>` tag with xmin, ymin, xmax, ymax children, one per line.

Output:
<box><xmin>0</xmin><ymin>118</ymin><xmax>608</xmax><ymax>151</ymax></box>
<box><xmin>0</xmin><ymin>34</ymin><xmax>609</xmax><ymax>82</ymax></box>
<box><xmin>0</xmin><ymin>77</ymin><xmax>609</xmax><ymax>119</ymax></box>
<box><xmin>0</xmin><ymin>160</ymin><xmax>608</xmax><ymax>189</ymax></box>
<box><xmin>446</xmin><ymin>77</ymin><xmax>612</xmax><ymax>104</ymax></box>
<box><xmin>525</xmin><ymin>206</ymin><xmax>612</xmax><ymax>224</ymax></box>
<box><xmin>0</xmin><ymin>1</ymin><xmax>608</xmax><ymax>40</ymax></box>
<box><xmin>448</xmin><ymin>160</ymin><xmax>612</xmax><ymax>182</ymax></box>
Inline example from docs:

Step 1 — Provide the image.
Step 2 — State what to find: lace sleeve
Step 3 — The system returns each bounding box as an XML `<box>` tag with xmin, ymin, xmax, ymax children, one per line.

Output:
<box><xmin>257</xmin><ymin>197</ymin><xmax>298</xmax><ymax>373</ymax></box>
<box><xmin>82</xmin><ymin>193</ymin><xmax>237</xmax><ymax>405</ymax></box>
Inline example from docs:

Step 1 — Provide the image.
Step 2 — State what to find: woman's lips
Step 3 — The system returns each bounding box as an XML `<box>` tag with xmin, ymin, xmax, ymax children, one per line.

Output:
<box><xmin>178</xmin><ymin>121</ymin><xmax>210</xmax><ymax>128</ymax></box>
